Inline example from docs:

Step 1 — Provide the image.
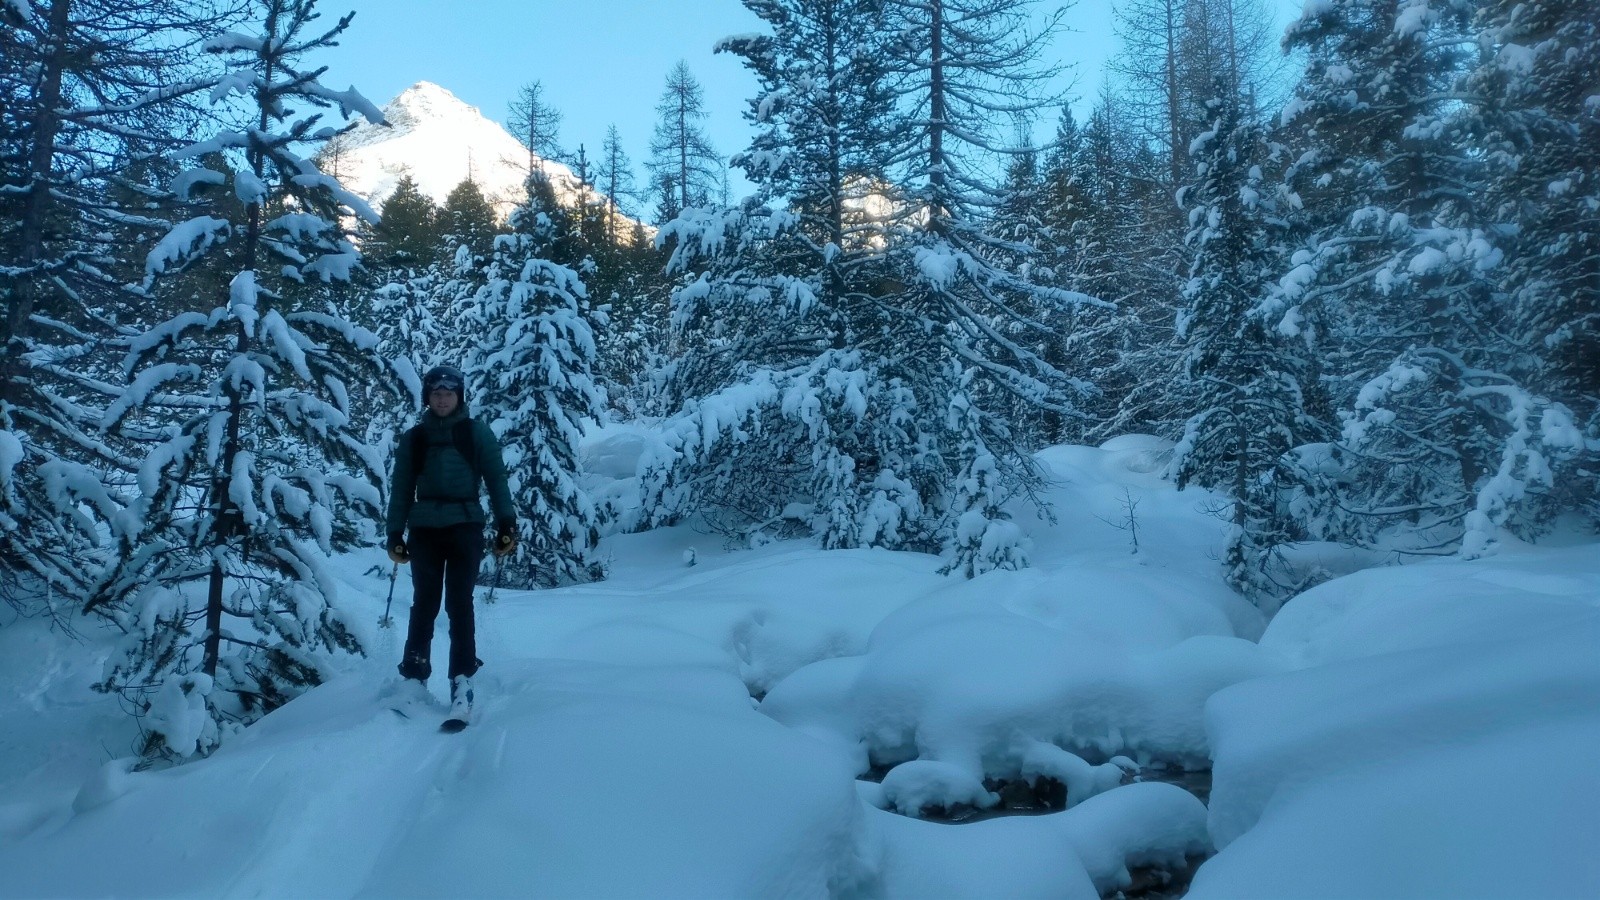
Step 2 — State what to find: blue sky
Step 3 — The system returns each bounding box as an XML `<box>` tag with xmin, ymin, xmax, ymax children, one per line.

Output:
<box><xmin>325</xmin><ymin>0</ymin><xmax>1124</xmax><ymax>188</ymax></box>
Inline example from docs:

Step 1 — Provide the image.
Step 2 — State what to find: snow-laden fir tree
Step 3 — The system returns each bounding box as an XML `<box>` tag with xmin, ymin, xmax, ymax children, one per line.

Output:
<box><xmin>645</xmin><ymin>0</ymin><xmax>1090</xmax><ymax>577</ymax></box>
<box><xmin>1035</xmin><ymin>98</ymin><xmax>1181</xmax><ymax>445</ymax></box>
<box><xmin>1273</xmin><ymin>0</ymin><xmax>1579</xmax><ymax>557</ymax></box>
<box><xmin>365</xmin><ymin>271</ymin><xmax>435</xmax><ymax>442</ymax></box>
<box><xmin>941</xmin><ymin>366</ymin><xmax>1030</xmax><ymax>577</ymax></box>
<box><xmin>645</xmin><ymin>0</ymin><xmax>945</xmax><ymax>554</ymax></box>
<box><xmin>1460</xmin><ymin>0</ymin><xmax>1600</xmax><ymax>528</ymax></box>
<box><xmin>0</xmin><ymin>0</ymin><xmax>232</xmax><ymax>613</ymax></box>
<box><xmin>457</xmin><ymin>172</ymin><xmax>609</xmax><ymax>588</ymax></box>
<box><xmin>85</xmin><ymin>0</ymin><xmax>398</xmax><ymax>759</ymax></box>
<box><xmin>367</xmin><ymin>234</ymin><xmax>483</xmax><ymax>453</ymax></box>
<box><xmin>877</xmin><ymin>0</ymin><xmax>1100</xmax><ymax>574</ymax></box>
<box><xmin>1170</xmin><ymin>91</ymin><xmax>1318</xmax><ymax>606</ymax></box>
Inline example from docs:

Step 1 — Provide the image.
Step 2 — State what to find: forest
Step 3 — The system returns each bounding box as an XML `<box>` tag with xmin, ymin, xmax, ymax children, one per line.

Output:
<box><xmin>1</xmin><ymin>0</ymin><xmax>1595</xmax><ymax>758</ymax></box>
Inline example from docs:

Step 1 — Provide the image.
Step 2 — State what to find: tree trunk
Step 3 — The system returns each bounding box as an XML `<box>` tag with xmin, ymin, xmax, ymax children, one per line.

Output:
<box><xmin>676</xmin><ymin>89</ymin><xmax>690</xmax><ymax>214</ymax></box>
<box><xmin>2</xmin><ymin>0</ymin><xmax>72</xmax><ymax>405</ymax></box>
<box><xmin>928</xmin><ymin>0</ymin><xmax>948</xmax><ymax>226</ymax></box>
<box><xmin>205</xmin><ymin>0</ymin><xmax>277</xmax><ymax>678</ymax></box>
<box><xmin>1164</xmin><ymin>0</ymin><xmax>1182</xmax><ymax>185</ymax></box>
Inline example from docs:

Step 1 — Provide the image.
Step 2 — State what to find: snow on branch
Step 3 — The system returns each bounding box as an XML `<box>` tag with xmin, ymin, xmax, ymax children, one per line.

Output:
<box><xmin>203</xmin><ymin>31</ymin><xmax>266</xmax><ymax>53</ymax></box>
<box><xmin>170</xmin><ymin>168</ymin><xmax>226</xmax><ymax>202</ymax></box>
<box><xmin>144</xmin><ymin>217</ymin><xmax>230</xmax><ymax>279</ymax></box>
<box><xmin>300</xmin><ymin>82</ymin><xmax>387</xmax><ymax>126</ymax></box>
<box><xmin>101</xmin><ymin>362</ymin><xmax>205</xmax><ymax>427</ymax></box>
<box><xmin>259</xmin><ymin>309</ymin><xmax>312</xmax><ymax>381</ymax></box>
<box><xmin>0</xmin><ymin>430</ymin><xmax>22</xmax><ymax>498</ymax></box>
<box><xmin>2</xmin><ymin>0</ymin><xmax>36</xmax><ymax>25</ymax></box>
<box><xmin>174</xmin><ymin>131</ymin><xmax>250</xmax><ymax>161</ymax></box>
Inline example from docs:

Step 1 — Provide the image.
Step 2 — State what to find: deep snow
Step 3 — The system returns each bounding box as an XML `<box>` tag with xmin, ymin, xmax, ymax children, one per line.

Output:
<box><xmin>1</xmin><ymin>435</ymin><xmax>1595</xmax><ymax>899</ymax></box>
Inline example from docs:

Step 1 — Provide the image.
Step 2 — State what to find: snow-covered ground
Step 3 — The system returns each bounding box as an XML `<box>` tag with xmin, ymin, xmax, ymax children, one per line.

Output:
<box><xmin>1</xmin><ymin>435</ymin><xmax>1595</xmax><ymax>898</ymax></box>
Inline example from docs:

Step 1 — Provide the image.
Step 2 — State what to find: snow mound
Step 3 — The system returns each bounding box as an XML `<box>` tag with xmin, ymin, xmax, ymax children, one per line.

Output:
<box><xmin>1193</xmin><ymin>545</ymin><xmax>1600</xmax><ymax>898</ymax></box>
<box><xmin>861</xmin><ymin>780</ymin><xmax>1209</xmax><ymax>898</ymax></box>
<box><xmin>876</xmin><ymin>759</ymin><xmax>998</xmax><ymax>817</ymax></box>
<box><xmin>764</xmin><ymin>587</ymin><xmax>1284</xmax><ymax>776</ymax></box>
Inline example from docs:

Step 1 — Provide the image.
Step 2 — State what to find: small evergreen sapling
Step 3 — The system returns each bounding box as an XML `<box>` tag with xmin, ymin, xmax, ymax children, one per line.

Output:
<box><xmin>458</xmin><ymin>202</ymin><xmax>609</xmax><ymax>588</ymax></box>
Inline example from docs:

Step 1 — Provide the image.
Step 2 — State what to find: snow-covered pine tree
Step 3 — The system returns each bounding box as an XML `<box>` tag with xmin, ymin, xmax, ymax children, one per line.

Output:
<box><xmin>643</xmin><ymin>0</ymin><xmax>945</xmax><ymax>553</ymax></box>
<box><xmin>941</xmin><ymin>366</ymin><xmax>1030</xmax><ymax>577</ymax></box>
<box><xmin>1170</xmin><ymin>91</ymin><xmax>1315</xmax><ymax>605</ymax></box>
<box><xmin>1276</xmin><ymin>0</ymin><xmax>1579</xmax><ymax>557</ymax></box>
<box><xmin>86</xmin><ymin>0</ymin><xmax>398</xmax><ymax>758</ymax></box>
<box><xmin>365</xmin><ymin>270</ymin><xmax>436</xmax><ymax>444</ymax></box>
<box><xmin>457</xmin><ymin>173</ymin><xmax>609</xmax><ymax>588</ymax></box>
<box><xmin>364</xmin><ymin>237</ymin><xmax>486</xmax><ymax>464</ymax></box>
<box><xmin>878</xmin><ymin>0</ymin><xmax>1099</xmax><ymax>574</ymax></box>
<box><xmin>1461</xmin><ymin>0</ymin><xmax>1600</xmax><ymax>528</ymax></box>
<box><xmin>1037</xmin><ymin>97</ymin><xmax>1181</xmax><ymax>445</ymax></box>
<box><xmin>0</xmin><ymin>0</ymin><xmax>232</xmax><ymax>613</ymax></box>
<box><xmin>367</xmin><ymin>206</ymin><xmax>485</xmax><ymax>448</ymax></box>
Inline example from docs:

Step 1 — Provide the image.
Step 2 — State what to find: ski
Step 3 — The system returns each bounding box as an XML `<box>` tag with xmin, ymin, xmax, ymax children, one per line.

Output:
<box><xmin>382</xmin><ymin>679</ymin><xmax>439</xmax><ymax>721</ymax></box>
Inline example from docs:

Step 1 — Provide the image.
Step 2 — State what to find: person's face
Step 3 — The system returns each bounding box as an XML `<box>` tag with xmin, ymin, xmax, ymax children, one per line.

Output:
<box><xmin>428</xmin><ymin>386</ymin><xmax>459</xmax><ymax>416</ymax></box>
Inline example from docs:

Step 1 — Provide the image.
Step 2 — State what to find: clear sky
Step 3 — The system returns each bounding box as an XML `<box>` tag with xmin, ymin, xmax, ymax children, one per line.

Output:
<box><xmin>322</xmin><ymin>0</ymin><xmax>1123</xmax><ymax>192</ymax></box>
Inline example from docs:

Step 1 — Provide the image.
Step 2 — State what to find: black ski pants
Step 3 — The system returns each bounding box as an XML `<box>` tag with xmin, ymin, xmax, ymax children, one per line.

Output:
<box><xmin>400</xmin><ymin>522</ymin><xmax>484</xmax><ymax>681</ymax></box>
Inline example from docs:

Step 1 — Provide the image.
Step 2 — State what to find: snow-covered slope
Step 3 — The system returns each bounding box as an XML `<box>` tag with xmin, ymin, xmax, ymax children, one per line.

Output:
<box><xmin>326</xmin><ymin>81</ymin><xmax>635</xmax><ymax>226</ymax></box>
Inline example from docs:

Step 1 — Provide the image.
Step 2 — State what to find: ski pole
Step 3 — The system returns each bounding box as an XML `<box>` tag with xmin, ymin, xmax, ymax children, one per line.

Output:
<box><xmin>379</xmin><ymin>561</ymin><xmax>398</xmax><ymax>628</ymax></box>
<box><xmin>485</xmin><ymin>551</ymin><xmax>503</xmax><ymax>605</ymax></box>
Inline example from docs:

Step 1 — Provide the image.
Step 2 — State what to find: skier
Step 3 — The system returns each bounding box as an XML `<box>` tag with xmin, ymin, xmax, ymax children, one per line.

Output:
<box><xmin>386</xmin><ymin>364</ymin><xmax>518</xmax><ymax>729</ymax></box>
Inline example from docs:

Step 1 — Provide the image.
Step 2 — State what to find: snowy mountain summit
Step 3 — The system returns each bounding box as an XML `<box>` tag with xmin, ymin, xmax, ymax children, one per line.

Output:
<box><xmin>325</xmin><ymin>81</ymin><xmax>628</xmax><ymax>226</ymax></box>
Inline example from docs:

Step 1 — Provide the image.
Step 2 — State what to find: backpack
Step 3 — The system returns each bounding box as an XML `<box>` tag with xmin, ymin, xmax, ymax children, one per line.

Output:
<box><xmin>408</xmin><ymin>418</ymin><xmax>479</xmax><ymax>497</ymax></box>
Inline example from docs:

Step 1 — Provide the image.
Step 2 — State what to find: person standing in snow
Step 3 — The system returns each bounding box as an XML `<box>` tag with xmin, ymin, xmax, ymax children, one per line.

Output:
<box><xmin>386</xmin><ymin>364</ymin><xmax>518</xmax><ymax>723</ymax></box>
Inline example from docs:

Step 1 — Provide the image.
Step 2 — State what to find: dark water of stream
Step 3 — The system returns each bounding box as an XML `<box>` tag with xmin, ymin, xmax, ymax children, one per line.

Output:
<box><xmin>859</xmin><ymin>762</ymin><xmax>1215</xmax><ymax>898</ymax></box>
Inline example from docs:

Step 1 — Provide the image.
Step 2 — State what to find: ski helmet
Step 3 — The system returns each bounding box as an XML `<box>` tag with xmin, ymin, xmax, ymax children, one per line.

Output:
<box><xmin>422</xmin><ymin>364</ymin><xmax>466</xmax><ymax>404</ymax></box>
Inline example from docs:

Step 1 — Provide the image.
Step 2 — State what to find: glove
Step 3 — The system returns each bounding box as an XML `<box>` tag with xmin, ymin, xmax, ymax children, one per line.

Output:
<box><xmin>387</xmin><ymin>533</ymin><xmax>410</xmax><ymax>564</ymax></box>
<box><xmin>493</xmin><ymin>521</ymin><xmax>517</xmax><ymax>558</ymax></box>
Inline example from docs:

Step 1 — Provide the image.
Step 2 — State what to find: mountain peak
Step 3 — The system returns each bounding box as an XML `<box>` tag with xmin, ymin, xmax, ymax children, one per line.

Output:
<box><xmin>325</xmin><ymin>82</ymin><xmax>645</xmax><ymax>237</ymax></box>
<box><xmin>383</xmin><ymin>81</ymin><xmax>480</xmax><ymax>130</ymax></box>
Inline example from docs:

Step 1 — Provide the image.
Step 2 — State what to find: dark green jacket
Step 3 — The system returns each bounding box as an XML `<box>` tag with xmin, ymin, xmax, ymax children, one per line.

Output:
<box><xmin>386</xmin><ymin>406</ymin><xmax>516</xmax><ymax>534</ymax></box>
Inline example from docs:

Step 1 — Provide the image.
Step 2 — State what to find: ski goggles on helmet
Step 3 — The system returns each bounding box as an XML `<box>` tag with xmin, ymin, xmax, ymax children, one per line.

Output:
<box><xmin>423</xmin><ymin>365</ymin><xmax>465</xmax><ymax>395</ymax></box>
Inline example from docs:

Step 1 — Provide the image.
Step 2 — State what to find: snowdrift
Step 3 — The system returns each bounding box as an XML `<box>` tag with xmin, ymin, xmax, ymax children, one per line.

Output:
<box><xmin>1</xmin><ymin>438</ymin><xmax>1595</xmax><ymax>898</ymax></box>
